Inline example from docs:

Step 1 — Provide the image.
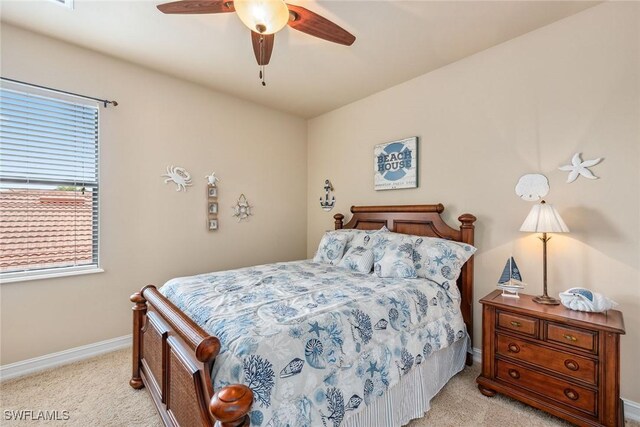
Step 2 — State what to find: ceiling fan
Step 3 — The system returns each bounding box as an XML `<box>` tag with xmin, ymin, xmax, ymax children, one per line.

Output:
<box><xmin>157</xmin><ymin>0</ymin><xmax>356</xmax><ymax>85</ymax></box>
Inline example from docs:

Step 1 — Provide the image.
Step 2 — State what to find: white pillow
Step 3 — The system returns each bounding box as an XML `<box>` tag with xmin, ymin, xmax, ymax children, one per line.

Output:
<box><xmin>313</xmin><ymin>232</ymin><xmax>349</xmax><ymax>265</ymax></box>
<box><xmin>337</xmin><ymin>246</ymin><xmax>375</xmax><ymax>273</ymax></box>
<box><xmin>413</xmin><ymin>236</ymin><xmax>476</xmax><ymax>284</ymax></box>
<box><xmin>373</xmin><ymin>235</ymin><xmax>417</xmax><ymax>278</ymax></box>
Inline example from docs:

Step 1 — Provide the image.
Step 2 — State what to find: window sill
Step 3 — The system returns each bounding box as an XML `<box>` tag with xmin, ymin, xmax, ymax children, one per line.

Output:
<box><xmin>0</xmin><ymin>267</ymin><xmax>104</xmax><ymax>284</ymax></box>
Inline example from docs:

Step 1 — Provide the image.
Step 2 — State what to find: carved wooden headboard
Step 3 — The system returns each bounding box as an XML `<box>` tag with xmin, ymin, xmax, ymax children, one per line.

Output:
<box><xmin>334</xmin><ymin>204</ymin><xmax>477</xmax><ymax>364</ymax></box>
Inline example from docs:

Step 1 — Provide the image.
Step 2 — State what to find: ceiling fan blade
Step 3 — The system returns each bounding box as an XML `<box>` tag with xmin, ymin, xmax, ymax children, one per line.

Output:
<box><xmin>286</xmin><ymin>4</ymin><xmax>355</xmax><ymax>46</ymax></box>
<box><xmin>157</xmin><ymin>0</ymin><xmax>234</xmax><ymax>14</ymax></box>
<box><xmin>251</xmin><ymin>31</ymin><xmax>275</xmax><ymax>66</ymax></box>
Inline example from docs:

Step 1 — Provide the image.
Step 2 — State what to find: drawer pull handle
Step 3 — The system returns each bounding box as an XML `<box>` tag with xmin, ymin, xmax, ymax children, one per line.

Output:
<box><xmin>510</xmin><ymin>321</ymin><xmax>522</xmax><ymax>327</ymax></box>
<box><xmin>564</xmin><ymin>388</ymin><xmax>579</xmax><ymax>401</ymax></box>
<box><xmin>564</xmin><ymin>359</ymin><xmax>579</xmax><ymax>371</ymax></box>
<box><xmin>563</xmin><ymin>334</ymin><xmax>577</xmax><ymax>342</ymax></box>
<box><xmin>508</xmin><ymin>369</ymin><xmax>520</xmax><ymax>379</ymax></box>
<box><xmin>507</xmin><ymin>343</ymin><xmax>520</xmax><ymax>353</ymax></box>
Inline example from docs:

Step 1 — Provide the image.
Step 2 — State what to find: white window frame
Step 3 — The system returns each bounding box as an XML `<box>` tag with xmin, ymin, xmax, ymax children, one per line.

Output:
<box><xmin>0</xmin><ymin>81</ymin><xmax>103</xmax><ymax>284</ymax></box>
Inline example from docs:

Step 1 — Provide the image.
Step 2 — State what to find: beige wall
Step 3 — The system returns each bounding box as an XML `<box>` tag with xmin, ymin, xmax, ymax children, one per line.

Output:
<box><xmin>307</xmin><ymin>3</ymin><xmax>640</xmax><ymax>402</ymax></box>
<box><xmin>0</xmin><ymin>24</ymin><xmax>308</xmax><ymax>364</ymax></box>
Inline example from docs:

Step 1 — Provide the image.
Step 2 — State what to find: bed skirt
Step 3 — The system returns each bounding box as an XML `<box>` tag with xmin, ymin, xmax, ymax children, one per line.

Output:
<box><xmin>343</xmin><ymin>336</ymin><xmax>468</xmax><ymax>427</ymax></box>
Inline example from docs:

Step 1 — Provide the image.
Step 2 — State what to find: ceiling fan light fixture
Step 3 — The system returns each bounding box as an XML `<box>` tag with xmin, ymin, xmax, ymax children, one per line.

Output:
<box><xmin>234</xmin><ymin>0</ymin><xmax>290</xmax><ymax>34</ymax></box>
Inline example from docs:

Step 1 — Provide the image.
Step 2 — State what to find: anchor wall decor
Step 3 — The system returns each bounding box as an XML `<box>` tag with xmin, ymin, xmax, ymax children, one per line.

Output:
<box><xmin>319</xmin><ymin>179</ymin><xmax>335</xmax><ymax>211</ymax></box>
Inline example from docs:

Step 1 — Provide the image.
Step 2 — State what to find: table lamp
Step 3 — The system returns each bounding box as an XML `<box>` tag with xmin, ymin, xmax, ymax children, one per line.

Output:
<box><xmin>520</xmin><ymin>200</ymin><xmax>569</xmax><ymax>305</ymax></box>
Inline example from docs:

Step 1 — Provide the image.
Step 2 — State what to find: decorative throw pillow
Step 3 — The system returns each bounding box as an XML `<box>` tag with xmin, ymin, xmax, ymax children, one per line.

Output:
<box><xmin>334</xmin><ymin>227</ymin><xmax>387</xmax><ymax>253</ymax></box>
<box><xmin>371</xmin><ymin>231</ymin><xmax>408</xmax><ymax>263</ymax></box>
<box><xmin>337</xmin><ymin>246</ymin><xmax>375</xmax><ymax>273</ymax></box>
<box><xmin>313</xmin><ymin>232</ymin><xmax>349</xmax><ymax>265</ymax></box>
<box><xmin>373</xmin><ymin>235</ymin><xmax>417</xmax><ymax>278</ymax></box>
<box><xmin>413</xmin><ymin>236</ymin><xmax>477</xmax><ymax>285</ymax></box>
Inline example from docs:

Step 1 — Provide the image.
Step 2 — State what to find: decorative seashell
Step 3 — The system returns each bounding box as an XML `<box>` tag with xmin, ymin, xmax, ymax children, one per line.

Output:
<box><xmin>364</xmin><ymin>379</ymin><xmax>374</xmax><ymax>396</ymax></box>
<box><xmin>374</xmin><ymin>319</ymin><xmax>388</xmax><ymax>330</ymax></box>
<box><xmin>441</xmin><ymin>265</ymin><xmax>455</xmax><ymax>280</ymax></box>
<box><xmin>280</xmin><ymin>358</ymin><xmax>304</xmax><ymax>378</ymax></box>
<box><xmin>559</xmin><ymin>288</ymin><xmax>618</xmax><ymax>313</ymax></box>
<box><xmin>345</xmin><ymin>395</ymin><xmax>363</xmax><ymax>411</ymax></box>
<box><xmin>388</xmin><ymin>308</ymin><xmax>401</xmax><ymax>331</ymax></box>
<box><xmin>415</xmin><ymin>354</ymin><xmax>423</xmax><ymax>365</ymax></box>
<box><xmin>423</xmin><ymin>342</ymin><xmax>433</xmax><ymax>357</ymax></box>
<box><xmin>304</xmin><ymin>338</ymin><xmax>326</xmax><ymax>369</ymax></box>
<box><xmin>249</xmin><ymin>410</ymin><xmax>263</xmax><ymax>426</ymax></box>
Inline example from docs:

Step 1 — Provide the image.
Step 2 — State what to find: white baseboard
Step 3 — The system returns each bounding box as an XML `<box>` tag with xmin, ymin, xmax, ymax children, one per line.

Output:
<box><xmin>471</xmin><ymin>346</ymin><xmax>482</xmax><ymax>364</ymax></box>
<box><xmin>623</xmin><ymin>398</ymin><xmax>640</xmax><ymax>422</ymax></box>
<box><xmin>0</xmin><ymin>334</ymin><xmax>131</xmax><ymax>382</ymax></box>
<box><xmin>470</xmin><ymin>347</ymin><xmax>639</xmax><ymax>422</ymax></box>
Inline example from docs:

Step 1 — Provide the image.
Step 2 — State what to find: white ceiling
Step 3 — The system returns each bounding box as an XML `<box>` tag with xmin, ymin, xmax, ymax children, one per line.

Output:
<box><xmin>1</xmin><ymin>0</ymin><xmax>597</xmax><ymax>118</ymax></box>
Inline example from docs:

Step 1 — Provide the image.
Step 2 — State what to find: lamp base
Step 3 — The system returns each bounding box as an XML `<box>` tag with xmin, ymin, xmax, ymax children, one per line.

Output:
<box><xmin>532</xmin><ymin>295</ymin><xmax>560</xmax><ymax>305</ymax></box>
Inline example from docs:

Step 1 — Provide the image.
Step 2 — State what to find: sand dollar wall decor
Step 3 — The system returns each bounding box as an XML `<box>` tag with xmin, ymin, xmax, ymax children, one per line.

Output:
<box><xmin>515</xmin><ymin>174</ymin><xmax>549</xmax><ymax>201</ymax></box>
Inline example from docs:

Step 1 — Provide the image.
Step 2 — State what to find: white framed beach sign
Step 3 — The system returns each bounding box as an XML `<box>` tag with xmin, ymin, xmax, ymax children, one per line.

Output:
<box><xmin>374</xmin><ymin>137</ymin><xmax>418</xmax><ymax>190</ymax></box>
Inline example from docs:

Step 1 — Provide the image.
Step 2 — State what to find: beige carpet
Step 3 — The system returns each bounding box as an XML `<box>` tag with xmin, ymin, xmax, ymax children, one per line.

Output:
<box><xmin>1</xmin><ymin>349</ymin><xmax>637</xmax><ymax>427</ymax></box>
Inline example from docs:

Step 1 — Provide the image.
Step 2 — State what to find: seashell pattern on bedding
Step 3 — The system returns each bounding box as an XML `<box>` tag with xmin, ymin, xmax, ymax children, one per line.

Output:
<box><xmin>160</xmin><ymin>260</ymin><xmax>466</xmax><ymax>427</ymax></box>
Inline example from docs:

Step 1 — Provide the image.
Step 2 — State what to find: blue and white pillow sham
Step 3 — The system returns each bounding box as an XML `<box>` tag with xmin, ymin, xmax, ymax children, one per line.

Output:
<box><xmin>313</xmin><ymin>232</ymin><xmax>349</xmax><ymax>265</ymax></box>
<box><xmin>413</xmin><ymin>236</ymin><xmax>476</xmax><ymax>284</ymax></box>
<box><xmin>337</xmin><ymin>246</ymin><xmax>375</xmax><ymax>273</ymax></box>
<box><xmin>374</xmin><ymin>235</ymin><xmax>417</xmax><ymax>278</ymax></box>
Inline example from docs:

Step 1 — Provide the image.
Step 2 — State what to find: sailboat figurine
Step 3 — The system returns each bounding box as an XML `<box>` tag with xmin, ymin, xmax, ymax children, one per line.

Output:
<box><xmin>497</xmin><ymin>257</ymin><xmax>526</xmax><ymax>298</ymax></box>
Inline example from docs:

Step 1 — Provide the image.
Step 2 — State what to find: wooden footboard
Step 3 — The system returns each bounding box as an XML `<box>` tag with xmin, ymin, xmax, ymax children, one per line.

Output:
<box><xmin>130</xmin><ymin>285</ymin><xmax>254</xmax><ymax>427</ymax></box>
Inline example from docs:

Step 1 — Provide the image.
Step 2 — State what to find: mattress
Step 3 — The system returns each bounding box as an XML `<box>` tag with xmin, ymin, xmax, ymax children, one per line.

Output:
<box><xmin>161</xmin><ymin>260</ymin><xmax>467</xmax><ymax>427</ymax></box>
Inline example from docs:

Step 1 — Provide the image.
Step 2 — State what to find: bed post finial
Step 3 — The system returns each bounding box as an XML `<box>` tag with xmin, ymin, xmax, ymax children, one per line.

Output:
<box><xmin>130</xmin><ymin>290</ymin><xmax>148</xmax><ymax>389</ymax></box>
<box><xmin>458</xmin><ymin>213</ymin><xmax>477</xmax><ymax>238</ymax></box>
<box><xmin>334</xmin><ymin>213</ymin><xmax>344</xmax><ymax>230</ymax></box>
<box><xmin>210</xmin><ymin>384</ymin><xmax>254</xmax><ymax>427</ymax></box>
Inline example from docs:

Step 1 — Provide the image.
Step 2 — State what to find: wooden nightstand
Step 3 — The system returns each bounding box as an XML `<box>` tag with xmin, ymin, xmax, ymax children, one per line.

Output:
<box><xmin>476</xmin><ymin>290</ymin><xmax>626</xmax><ymax>427</ymax></box>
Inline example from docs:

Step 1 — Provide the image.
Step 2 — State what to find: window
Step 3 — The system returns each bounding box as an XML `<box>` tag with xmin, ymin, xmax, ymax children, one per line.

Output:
<box><xmin>0</xmin><ymin>82</ymin><xmax>100</xmax><ymax>281</ymax></box>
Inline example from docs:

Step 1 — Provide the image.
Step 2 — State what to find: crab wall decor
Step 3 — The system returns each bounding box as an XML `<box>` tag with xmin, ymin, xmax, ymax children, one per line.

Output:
<box><xmin>162</xmin><ymin>166</ymin><xmax>193</xmax><ymax>191</ymax></box>
<box><xmin>232</xmin><ymin>194</ymin><xmax>253</xmax><ymax>222</ymax></box>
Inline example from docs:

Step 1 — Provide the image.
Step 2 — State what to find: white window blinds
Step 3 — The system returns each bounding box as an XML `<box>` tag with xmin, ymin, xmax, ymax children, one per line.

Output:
<box><xmin>0</xmin><ymin>83</ymin><xmax>100</xmax><ymax>278</ymax></box>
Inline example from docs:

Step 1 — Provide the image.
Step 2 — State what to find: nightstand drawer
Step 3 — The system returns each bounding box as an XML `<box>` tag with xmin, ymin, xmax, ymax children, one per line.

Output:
<box><xmin>547</xmin><ymin>322</ymin><xmax>597</xmax><ymax>353</ymax></box>
<box><xmin>496</xmin><ymin>359</ymin><xmax>597</xmax><ymax>416</ymax></box>
<box><xmin>496</xmin><ymin>334</ymin><xmax>597</xmax><ymax>385</ymax></box>
<box><xmin>497</xmin><ymin>311</ymin><xmax>538</xmax><ymax>337</ymax></box>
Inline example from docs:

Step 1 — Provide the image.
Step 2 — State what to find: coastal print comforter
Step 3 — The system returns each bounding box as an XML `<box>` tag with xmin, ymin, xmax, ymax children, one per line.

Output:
<box><xmin>160</xmin><ymin>260</ymin><xmax>466</xmax><ymax>427</ymax></box>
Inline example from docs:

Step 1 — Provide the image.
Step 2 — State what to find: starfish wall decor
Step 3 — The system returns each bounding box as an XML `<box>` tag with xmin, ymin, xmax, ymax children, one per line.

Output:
<box><xmin>559</xmin><ymin>153</ymin><xmax>603</xmax><ymax>183</ymax></box>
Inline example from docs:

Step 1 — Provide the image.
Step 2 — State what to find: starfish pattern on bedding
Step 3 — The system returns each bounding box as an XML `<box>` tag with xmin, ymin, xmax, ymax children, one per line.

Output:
<box><xmin>308</xmin><ymin>321</ymin><xmax>324</xmax><ymax>337</ymax></box>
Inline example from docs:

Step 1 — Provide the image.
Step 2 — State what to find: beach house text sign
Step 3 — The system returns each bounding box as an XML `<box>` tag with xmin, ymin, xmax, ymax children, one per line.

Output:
<box><xmin>374</xmin><ymin>137</ymin><xmax>418</xmax><ymax>190</ymax></box>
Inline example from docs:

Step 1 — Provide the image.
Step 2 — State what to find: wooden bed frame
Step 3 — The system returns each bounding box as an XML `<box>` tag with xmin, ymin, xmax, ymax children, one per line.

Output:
<box><xmin>130</xmin><ymin>204</ymin><xmax>476</xmax><ymax>427</ymax></box>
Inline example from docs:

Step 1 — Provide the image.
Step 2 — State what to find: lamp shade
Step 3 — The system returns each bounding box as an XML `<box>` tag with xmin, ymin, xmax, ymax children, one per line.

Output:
<box><xmin>520</xmin><ymin>201</ymin><xmax>569</xmax><ymax>233</ymax></box>
<box><xmin>234</xmin><ymin>0</ymin><xmax>290</xmax><ymax>34</ymax></box>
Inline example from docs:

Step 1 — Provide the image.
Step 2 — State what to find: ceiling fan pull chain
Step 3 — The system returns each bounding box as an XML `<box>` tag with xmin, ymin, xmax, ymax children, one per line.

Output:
<box><xmin>259</xmin><ymin>35</ymin><xmax>266</xmax><ymax>86</ymax></box>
